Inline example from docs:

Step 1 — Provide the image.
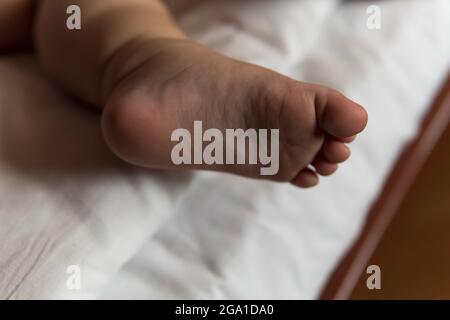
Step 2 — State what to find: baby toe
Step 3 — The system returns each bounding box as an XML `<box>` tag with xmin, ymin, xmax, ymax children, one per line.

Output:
<box><xmin>291</xmin><ymin>168</ymin><xmax>319</xmax><ymax>188</ymax></box>
<box><xmin>323</xmin><ymin>139</ymin><xmax>351</xmax><ymax>163</ymax></box>
<box><xmin>311</xmin><ymin>85</ymin><xmax>368</xmax><ymax>138</ymax></box>
<box><xmin>339</xmin><ymin>135</ymin><xmax>357</xmax><ymax>143</ymax></box>
<box><xmin>312</xmin><ymin>157</ymin><xmax>338</xmax><ymax>176</ymax></box>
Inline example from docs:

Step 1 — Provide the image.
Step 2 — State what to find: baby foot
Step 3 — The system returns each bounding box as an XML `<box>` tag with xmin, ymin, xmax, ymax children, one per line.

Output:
<box><xmin>101</xmin><ymin>38</ymin><xmax>367</xmax><ymax>188</ymax></box>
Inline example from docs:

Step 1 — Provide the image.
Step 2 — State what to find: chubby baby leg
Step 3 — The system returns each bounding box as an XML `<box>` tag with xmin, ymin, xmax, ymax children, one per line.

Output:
<box><xmin>33</xmin><ymin>0</ymin><xmax>367</xmax><ymax>187</ymax></box>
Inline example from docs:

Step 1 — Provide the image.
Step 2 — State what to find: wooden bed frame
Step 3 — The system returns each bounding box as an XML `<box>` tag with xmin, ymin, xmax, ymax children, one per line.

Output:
<box><xmin>320</xmin><ymin>71</ymin><xmax>450</xmax><ymax>299</ymax></box>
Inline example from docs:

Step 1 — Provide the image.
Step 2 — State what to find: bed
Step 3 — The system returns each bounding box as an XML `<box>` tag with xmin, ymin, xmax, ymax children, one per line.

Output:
<box><xmin>0</xmin><ymin>0</ymin><xmax>449</xmax><ymax>299</ymax></box>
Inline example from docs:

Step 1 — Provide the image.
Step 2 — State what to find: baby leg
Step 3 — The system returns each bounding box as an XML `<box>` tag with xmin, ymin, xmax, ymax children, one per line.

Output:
<box><xmin>34</xmin><ymin>0</ymin><xmax>367</xmax><ymax>187</ymax></box>
<box><xmin>35</xmin><ymin>0</ymin><xmax>185</xmax><ymax>106</ymax></box>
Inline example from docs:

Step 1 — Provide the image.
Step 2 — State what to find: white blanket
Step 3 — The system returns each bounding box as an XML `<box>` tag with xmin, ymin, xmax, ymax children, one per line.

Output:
<box><xmin>0</xmin><ymin>0</ymin><xmax>449</xmax><ymax>299</ymax></box>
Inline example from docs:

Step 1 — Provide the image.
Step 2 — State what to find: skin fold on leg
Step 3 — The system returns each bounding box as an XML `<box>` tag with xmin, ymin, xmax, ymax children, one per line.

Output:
<box><xmin>34</xmin><ymin>0</ymin><xmax>186</xmax><ymax>107</ymax></box>
<box><xmin>0</xmin><ymin>0</ymin><xmax>36</xmax><ymax>52</ymax></box>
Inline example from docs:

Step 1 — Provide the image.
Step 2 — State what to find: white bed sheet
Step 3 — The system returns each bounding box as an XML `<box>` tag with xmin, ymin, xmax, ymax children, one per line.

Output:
<box><xmin>0</xmin><ymin>0</ymin><xmax>449</xmax><ymax>299</ymax></box>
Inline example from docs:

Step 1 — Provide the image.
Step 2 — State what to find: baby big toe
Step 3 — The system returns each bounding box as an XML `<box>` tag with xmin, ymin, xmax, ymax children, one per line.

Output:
<box><xmin>315</xmin><ymin>88</ymin><xmax>368</xmax><ymax>138</ymax></box>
